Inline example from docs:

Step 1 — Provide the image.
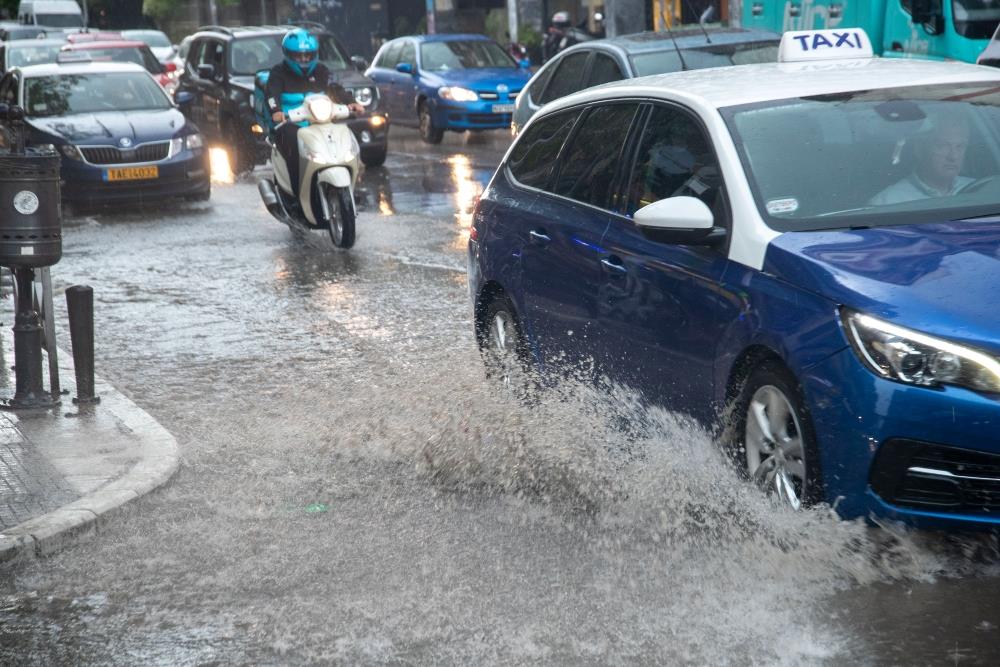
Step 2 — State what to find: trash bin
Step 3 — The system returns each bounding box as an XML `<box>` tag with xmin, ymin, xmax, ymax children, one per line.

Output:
<box><xmin>0</xmin><ymin>145</ymin><xmax>61</xmax><ymax>269</ymax></box>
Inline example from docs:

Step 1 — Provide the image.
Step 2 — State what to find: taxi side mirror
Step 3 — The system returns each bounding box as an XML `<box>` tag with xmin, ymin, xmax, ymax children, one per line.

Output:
<box><xmin>634</xmin><ymin>196</ymin><xmax>725</xmax><ymax>245</ymax></box>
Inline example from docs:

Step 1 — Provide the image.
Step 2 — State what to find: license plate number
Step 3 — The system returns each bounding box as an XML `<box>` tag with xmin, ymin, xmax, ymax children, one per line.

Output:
<box><xmin>492</xmin><ymin>104</ymin><xmax>515</xmax><ymax>113</ymax></box>
<box><xmin>104</xmin><ymin>166</ymin><xmax>159</xmax><ymax>181</ymax></box>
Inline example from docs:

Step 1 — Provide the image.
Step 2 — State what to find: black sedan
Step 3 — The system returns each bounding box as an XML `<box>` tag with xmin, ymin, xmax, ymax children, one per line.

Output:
<box><xmin>0</xmin><ymin>61</ymin><xmax>210</xmax><ymax>205</ymax></box>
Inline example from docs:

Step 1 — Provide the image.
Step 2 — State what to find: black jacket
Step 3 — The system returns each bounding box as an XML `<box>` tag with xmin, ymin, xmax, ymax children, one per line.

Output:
<box><xmin>265</xmin><ymin>62</ymin><xmax>355</xmax><ymax>114</ymax></box>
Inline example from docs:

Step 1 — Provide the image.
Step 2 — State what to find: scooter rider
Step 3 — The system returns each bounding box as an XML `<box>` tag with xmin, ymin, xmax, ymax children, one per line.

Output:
<box><xmin>266</xmin><ymin>28</ymin><xmax>364</xmax><ymax>191</ymax></box>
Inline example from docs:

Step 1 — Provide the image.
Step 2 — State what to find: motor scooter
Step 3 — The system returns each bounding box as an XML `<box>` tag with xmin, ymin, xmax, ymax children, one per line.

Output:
<box><xmin>257</xmin><ymin>94</ymin><xmax>361</xmax><ymax>248</ymax></box>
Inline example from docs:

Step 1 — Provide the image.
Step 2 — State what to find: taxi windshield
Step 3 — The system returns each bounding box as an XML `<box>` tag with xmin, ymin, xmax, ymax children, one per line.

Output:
<box><xmin>25</xmin><ymin>72</ymin><xmax>171</xmax><ymax>116</ymax></box>
<box><xmin>722</xmin><ymin>82</ymin><xmax>1000</xmax><ymax>231</ymax></box>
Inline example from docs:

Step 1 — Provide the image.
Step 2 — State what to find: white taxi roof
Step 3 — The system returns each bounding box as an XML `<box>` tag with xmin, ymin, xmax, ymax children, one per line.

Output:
<box><xmin>544</xmin><ymin>57</ymin><xmax>1000</xmax><ymax>113</ymax></box>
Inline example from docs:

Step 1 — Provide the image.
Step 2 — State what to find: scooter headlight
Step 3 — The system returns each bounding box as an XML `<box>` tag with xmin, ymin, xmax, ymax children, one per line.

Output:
<box><xmin>307</xmin><ymin>96</ymin><xmax>334</xmax><ymax>124</ymax></box>
<box><xmin>842</xmin><ymin>308</ymin><xmax>1000</xmax><ymax>394</ymax></box>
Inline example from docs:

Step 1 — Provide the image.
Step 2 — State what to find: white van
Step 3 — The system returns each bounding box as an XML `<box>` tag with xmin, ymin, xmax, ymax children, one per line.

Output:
<box><xmin>17</xmin><ymin>0</ymin><xmax>84</xmax><ymax>29</ymax></box>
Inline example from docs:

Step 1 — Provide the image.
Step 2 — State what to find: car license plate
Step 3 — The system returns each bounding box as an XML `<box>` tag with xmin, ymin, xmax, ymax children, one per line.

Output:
<box><xmin>104</xmin><ymin>166</ymin><xmax>159</xmax><ymax>181</ymax></box>
<box><xmin>492</xmin><ymin>104</ymin><xmax>515</xmax><ymax>113</ymax></box>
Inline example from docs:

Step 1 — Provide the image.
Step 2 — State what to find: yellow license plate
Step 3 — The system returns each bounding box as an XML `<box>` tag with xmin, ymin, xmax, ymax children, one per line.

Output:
<box><xmin>104</xmin><ymin>166</ymin><xmax>159</xmax><ymax>181</ymax></box>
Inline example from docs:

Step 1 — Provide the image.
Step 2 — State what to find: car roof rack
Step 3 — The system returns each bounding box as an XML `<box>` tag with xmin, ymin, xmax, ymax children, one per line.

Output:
<box><xmin>197</xmin><ymin>25</ymin><xmax>234</xmax><ymax>36</ymax></box>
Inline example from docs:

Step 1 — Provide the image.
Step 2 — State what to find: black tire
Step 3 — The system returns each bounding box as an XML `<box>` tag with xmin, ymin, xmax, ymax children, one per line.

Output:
<box><xmin>226</xmin><ymin>126</ymin><xmax>256</xmax><ymax>176</ymax></box>
<box><xmin>323</xmin><ymin>184</ymin><xmax>356</xmax><ymax>249</ymax></box>
<box><xmin>728</xmin><ymin>361</ymin><xmax>823</xmax><ymax>509</ymax></box>
<box><xmin>361</xmin><ymin>145</ymin><xmax>387</xmax><ymax>167</ymax></box>
<box><xmin>478</xmin><ymin>295</ymin><xmax>532</xmax><ymax>391</ymax></box>
<box><xmin>418</xmin><ymin>102</ymin><xmax>444</xmax><ymax>144</ymax></box>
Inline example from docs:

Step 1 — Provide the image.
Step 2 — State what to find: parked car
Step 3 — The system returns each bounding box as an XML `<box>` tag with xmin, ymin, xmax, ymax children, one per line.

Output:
<box><xmin>0</xmin><ymin>20</ymin><xmax>53</xmax><ymax>41</ymax></box>
<box><xmin>15</xmin><ymin>0</ymin><xmax>83</xmax><ymax>30</ymax></box>
<box><xmin>122</xmin><ymin>29</ymin><xmax>177</xmax><ymax>64</ymax></box>
<box><xmin>470</xmin><ymin>28</ymin><xmax>1000</xmax><ymax>531</ymax></box>
<box><xmin>61</xmin><ymin>40</ymin><xmax>179</xmax><ymax>93</ymax></box>
<box><xmin>0</xmin><ymin>60</ymin><xmax>210</xmax><ymax>205</ymax></box>
<box><xmin>1</xmin><ymin>38</ymin><xmax>66</xmax><ymax>71</ymax></box>
<box><xmin>176</xmin><ymin>25</ymin><xmax>388</xmax><ymax>173</ymax></box>
<box><xmin>513</xmin><ymin>27</ymin><xmax>780</xmax><ymax>135</ymax></box>
<box><xmin>366</xmin><ymin>33</ymin><xmax>532</xmax><ymax>144</ymax></box>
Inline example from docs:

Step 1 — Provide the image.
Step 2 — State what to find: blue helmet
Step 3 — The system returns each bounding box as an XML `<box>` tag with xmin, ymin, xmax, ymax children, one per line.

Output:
<box><xmin>283</xmin><ymin>28</ymin><xmax>319</xmax><ymax>77</ymax></box>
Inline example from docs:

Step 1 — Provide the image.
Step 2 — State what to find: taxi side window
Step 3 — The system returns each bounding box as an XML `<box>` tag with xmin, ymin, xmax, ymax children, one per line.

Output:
<box><xmin>540</xmin><ymin>51</ymin><xmax>588</xmax><ymax>105</ymax></box>
<box><xmin>507</xmin><ymin>109</ymin><xmax>581</xmax><ymax>189</ymax></box>
<box><xmin>624</xmin><ymin>105</ymin><xmax>723</xmax><ymax>218</ymax></box>
<box><xmin>586</xmin><ymin>53</ymin><xmax>624</xmax><ymax>88</ymax></box>
<box><xmin>552</xmin><ymin>103</ymin><xmax>639</xmax><ymax>209</ymax></box>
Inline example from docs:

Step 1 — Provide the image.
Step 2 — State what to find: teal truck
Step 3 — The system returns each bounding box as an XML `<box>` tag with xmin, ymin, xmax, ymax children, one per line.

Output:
<box><xmin>741</xmin><ymin>1</ymin><xmax>1000</xmax><ymax>63</ymax></box>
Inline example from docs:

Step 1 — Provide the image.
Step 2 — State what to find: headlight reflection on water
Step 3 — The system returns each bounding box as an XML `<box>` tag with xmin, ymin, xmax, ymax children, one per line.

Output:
<box><xmin>447</xmin><ymin>154</ymin><xmax>481</xmax><ymax>249</ymax></box>
<box><xmin>209</xmin><ymin>147</ymin><xmax>235</xmax><ymax>185</ymax></box>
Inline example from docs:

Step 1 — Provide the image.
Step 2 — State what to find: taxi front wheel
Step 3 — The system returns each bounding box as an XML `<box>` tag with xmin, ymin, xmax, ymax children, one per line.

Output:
<box><xmin>478</xmin><ymin>297</ymin><xmax>531</xmax><ymax>392</ymax></box>
<box><xmin>729</xmin><ymin>361</ymin><xmax>823</xmax><ymax>510</ymax></box>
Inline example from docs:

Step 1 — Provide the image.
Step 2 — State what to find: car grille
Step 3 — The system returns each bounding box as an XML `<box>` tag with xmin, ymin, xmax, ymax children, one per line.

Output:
<box><xmin>870</xmin><ymin>439</ymin><xmax>1000</xmax><ymax>513</ymax></box>
<box><xmin>476</xmin><ymin>89</ymin><xmax>520</xmax><ymax>101</ymax></box>
<box><xmin>80</xmin><ymin>142</ymin><xmax>170</xmax><ymax>165</ymax></box>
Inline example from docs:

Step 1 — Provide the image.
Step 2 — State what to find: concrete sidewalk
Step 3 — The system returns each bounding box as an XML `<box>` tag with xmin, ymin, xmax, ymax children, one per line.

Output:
<box><xmin>0</xmin><ymin>324</ymin><xmax>179</xmax><ymax>565</ymax></box>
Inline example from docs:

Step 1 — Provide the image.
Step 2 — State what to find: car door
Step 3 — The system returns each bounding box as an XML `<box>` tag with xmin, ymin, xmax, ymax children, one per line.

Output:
<box><xmin>596</xmin><ymin>103</ymin><xmax>739</xmax><ymax>421</ymax></box>
<box><xmin>368</xmin><ymin>40</ymin><xmax>401</xmax><ymax>116</ymax></box>
<box><xmin>391</xmin><ymin>40</ymin><xmax>418</xmax><ymax>123</ymax></box>
<box><xmin>199</xmin><ymin>39</ymin><xmax>227</xmax><ymax>137</ymax></box>
<box><xmin>178</xmin><ymin>39</ymin><xmax>208</xmax><ymax>129</ymax></box>
<box><xmin>518</xmin><ymin>102</ymin><xmax>641</xmax><ymax>372</ymax></box>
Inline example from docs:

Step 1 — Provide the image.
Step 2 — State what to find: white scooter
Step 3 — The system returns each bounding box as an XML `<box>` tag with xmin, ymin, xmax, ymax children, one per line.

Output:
<box><xmin>257</xmin><ymin>94</ymin><xmax>361</xmax><ymax>248</ymax></box>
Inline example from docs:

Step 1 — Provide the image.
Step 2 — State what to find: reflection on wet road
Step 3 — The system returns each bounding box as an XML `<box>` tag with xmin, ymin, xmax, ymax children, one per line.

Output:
<box><xmin>2</xmin><ymin>128</ymin><xmax>1000</xmax><ymax>665</ymax></box>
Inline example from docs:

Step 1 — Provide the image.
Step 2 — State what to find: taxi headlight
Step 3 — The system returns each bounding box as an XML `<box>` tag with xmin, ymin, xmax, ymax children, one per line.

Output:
<box><xmin>59</xmin><ymin>144</ymin><xmax>83</xmax><ymax>161</ymax></box>
<box><xmin>352</xmin><ymin>87</ymin><xmax>374</xmax><ymax>106</ymax></box>
<box><xmin>439</xmin><ymin>86</ymin><xmax>478</xmax><ymax>102</ymax></box>
<box><xmin>307</xmin><ymin>96</ymin><xmax>334</xmax><ymax>123</ymax></box>
<box><xmin>842</xmin><ymin>309</ymin><xmax>1000</xmax><ymax>394</ymax></box>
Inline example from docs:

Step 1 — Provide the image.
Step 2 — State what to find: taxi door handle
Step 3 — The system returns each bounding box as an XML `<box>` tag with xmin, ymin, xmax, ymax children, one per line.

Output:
<box><xmin>529</xmin><ymin>230</ymin><xmax>551</xmax><ymax>245</ymax></box>
<box><xmin>601</xmin><ymin>257</ymin><xmax>627</xmax><ymax>275</ymax></box>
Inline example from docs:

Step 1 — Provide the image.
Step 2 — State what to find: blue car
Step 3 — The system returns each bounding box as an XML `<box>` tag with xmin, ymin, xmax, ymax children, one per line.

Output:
<box><xmin>366</xmin><ymin>33</ymin><xmax>532</xmax><ymax>144</ymax></box>
<box><xmin>1</xmin><ymin>60</ymin><xmax>210</xmax><ymax>205</ymax></box>
<box><xmin>469</xmin><ymin>29</ymin><xmax>1000</xmax><ymax>531</ymax></box>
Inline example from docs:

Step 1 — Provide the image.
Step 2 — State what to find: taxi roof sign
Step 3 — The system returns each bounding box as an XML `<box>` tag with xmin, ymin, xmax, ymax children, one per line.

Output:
<box><xmin>778</xmin><ymin>29</ymin><xmax>874</xmax><ymax>63</ymax></box>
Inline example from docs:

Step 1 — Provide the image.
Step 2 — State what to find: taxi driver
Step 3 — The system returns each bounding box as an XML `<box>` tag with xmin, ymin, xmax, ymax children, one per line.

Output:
<box><xmin>870</xmin><ymin>113</ymin><xmax>973</xmax><ymax>205</ymax></box>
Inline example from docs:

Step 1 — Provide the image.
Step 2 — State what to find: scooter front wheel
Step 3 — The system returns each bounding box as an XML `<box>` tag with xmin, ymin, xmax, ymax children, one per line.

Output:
<box><xmin>323</xmin><ymin>183</ymin><xmax>356</xmax><ymax>249</ymax></box>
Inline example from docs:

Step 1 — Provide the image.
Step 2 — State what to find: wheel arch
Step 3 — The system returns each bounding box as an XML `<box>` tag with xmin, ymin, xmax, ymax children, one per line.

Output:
<box><xmin>474</xmin><ymin>280</ymin><xmax>511</xmax><ymax>346</ymax></box>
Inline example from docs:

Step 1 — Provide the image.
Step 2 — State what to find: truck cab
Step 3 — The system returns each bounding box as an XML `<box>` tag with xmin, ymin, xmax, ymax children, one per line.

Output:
<box><xmin>742</xmin><ymin>1</ymin><xmax>1000</xmax><ymax>63</ymax></box>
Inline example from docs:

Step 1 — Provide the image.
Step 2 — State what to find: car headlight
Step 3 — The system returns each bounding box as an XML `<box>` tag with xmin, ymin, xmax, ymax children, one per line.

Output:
<box><xmin>842</xmin><ymin>308</ymin><xmax>1000</xmax><ymax>393</ymax></box>
<box><xmin>352</xmin><ymin>87</ymin><xmax>374</xmax><ymax>106</ymax></box>
<box><xmin>439</xmin><ymin>86</ymin><xmax>478</xmax><ymax>102</ymax></box>
<box><xmin>307</xmin><ymin>96</ymin><xmax>334</xmax><ymax>124</ymax></box>
<box><xmin>59</xmin><ymin>144</ymin><xmax>83</xmax><ymax>161</ymax></box>
<box><xmin>184</xmin><ymin>133</ymin><xmax>204</xmax><ymax>150</ymax></box>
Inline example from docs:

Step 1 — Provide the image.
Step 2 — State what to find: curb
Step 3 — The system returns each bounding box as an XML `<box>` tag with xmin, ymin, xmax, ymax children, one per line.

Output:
<box><xmin>0</xmin><ymin>347</ymin><xmax>179</xmax><ymax>565</ymax></box>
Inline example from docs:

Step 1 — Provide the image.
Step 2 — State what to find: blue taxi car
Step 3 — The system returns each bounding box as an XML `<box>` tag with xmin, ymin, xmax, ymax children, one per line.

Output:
<box><xmin>2</xmin><ymin>60</ymin><xmax>210</xmax><ymax>205</ymax></box>
<box><xmin>366</xmin><ymin>33</ymin><xmax>531</xmax><ymax>144</ymax></box>
<box><xmin>469</xmin><ymin>29</ymin><xmax>1000</xmax><ymax>531</ymax></box>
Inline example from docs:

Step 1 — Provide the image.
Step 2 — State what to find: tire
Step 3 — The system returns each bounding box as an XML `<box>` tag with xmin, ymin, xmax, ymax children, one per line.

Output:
<box><xmin>418</xmin><ymin>102</ymin><xmax>444</xmax><ymax>144</ymax></box>
<box><xmin>729</xmin><ymin>361</ymin><xmax>823</xmax><ymax>509</ymax></box>
<box><xmin>478</xmin><ymin>296</ymin><xmax>531</xmax><ymax>392</ymax></box>
<box><xmin>323</xmin><ymin>184</ymin><xmax>356</xmax><ymax>249</ymax></box>
<box><xmin>361</xmin><ymin>145</ymin><xmax>387</xmax><ymax>167</ymax></box>
<box><xmin>226</xmin><ymin>126</ymin><xmax>256</xmax><ymax>176</ymax></box>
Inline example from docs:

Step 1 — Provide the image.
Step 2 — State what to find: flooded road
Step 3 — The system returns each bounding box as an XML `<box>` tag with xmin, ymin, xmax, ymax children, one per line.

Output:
<box><xmin>2</xmin><ymin>128</ymin><xmax>1000</xmax><ymax>665</ymax></box>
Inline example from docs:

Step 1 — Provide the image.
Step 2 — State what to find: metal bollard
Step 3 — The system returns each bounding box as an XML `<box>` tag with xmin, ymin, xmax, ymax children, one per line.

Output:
<box><xmin>7</xmin><ymin>267</ymin><xmax>58</xmax><ymax>408</ymax></box>
<box><xmin>66</xmin><ymin>285</ymin><xmax>99</xmax><ymax>404</ymax></box>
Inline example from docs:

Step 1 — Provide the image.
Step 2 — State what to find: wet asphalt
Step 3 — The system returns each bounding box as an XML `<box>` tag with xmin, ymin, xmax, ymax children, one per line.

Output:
<box><xmin>1</xmin><ymin>127</ymin><xmax>1000</xmax><ymax>665</ymax></box>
